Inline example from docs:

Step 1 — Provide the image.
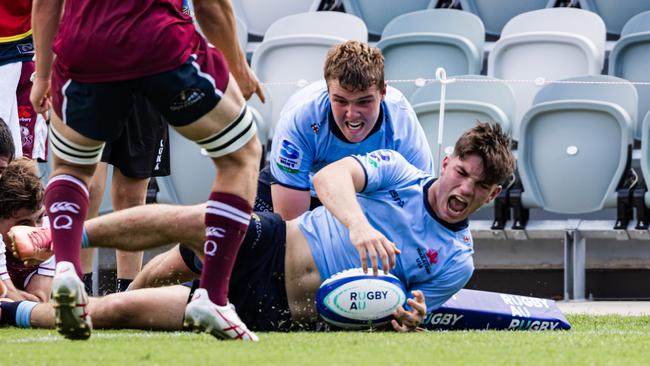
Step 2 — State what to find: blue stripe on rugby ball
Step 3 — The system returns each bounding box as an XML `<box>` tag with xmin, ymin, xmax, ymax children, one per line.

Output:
<box><xmin>316</xmin><ymin>270</ymin><xmax>406</xmax><ymax>329</ymax></box>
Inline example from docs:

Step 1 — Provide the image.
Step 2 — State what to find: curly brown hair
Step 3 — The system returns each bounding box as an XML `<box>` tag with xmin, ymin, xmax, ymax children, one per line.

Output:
<box><xmin>0</xmin><ymin>158</ymin><xmax>44</xmax><ymax>219</ymax></box>
<box><xmin>453</xmin><ymin>122</ymin><xmax>515</xmax><ymax>186</ymax></box>
<box><xmin>323</xmin><ymin>40</ymin><xmax>384</xmax><ymax>92</ymax></box>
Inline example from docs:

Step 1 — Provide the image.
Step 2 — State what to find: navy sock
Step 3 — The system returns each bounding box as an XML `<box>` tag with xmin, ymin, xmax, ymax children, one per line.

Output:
<box><xmin>83</xmin><ymin>273</ymin><xmax>93</xmax><ymax>295</ymax></box>
<box><xmin>0</xmin><ymin>301</ymin><xmax>37</xmax><ymax>327</ymax></box>
<box><xmin>116</xmin><ymin>278</ymin><xmax>132</xmax><ymax>292</ymax></box>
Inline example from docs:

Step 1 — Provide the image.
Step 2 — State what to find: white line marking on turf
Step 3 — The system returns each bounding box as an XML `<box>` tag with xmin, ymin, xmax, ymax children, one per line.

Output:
<box><xmin>7</xmin><ymin>331</ymin><xmax>195</xmax><ymax>343</ymax></box>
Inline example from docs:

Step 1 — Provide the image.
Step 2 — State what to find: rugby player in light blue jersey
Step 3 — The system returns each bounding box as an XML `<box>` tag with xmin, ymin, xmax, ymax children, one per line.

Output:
<box><xmin>255</xmin><ymin>40</ymin><xmax>433</xmax><ymax>219</ymax></box>
<box><xmin>6</xmin><ymin>123</ymin><xmax>514</xmax><ymax>335</ymax></box>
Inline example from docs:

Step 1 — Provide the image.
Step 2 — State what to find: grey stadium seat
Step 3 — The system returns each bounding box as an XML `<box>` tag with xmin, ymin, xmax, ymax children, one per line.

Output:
<box><xmin>518</xmin><ymin>75</ymin><xmax>637</xmax><ymax>214</ymax></box>
<box><xmin>488</xmin><ymin>7</ymin><xmax>606</xmax><ymax>141</ymax></box>
<box><xmin>377</xmin><ymin>9</ymin><xmax>485</xmax><ymax>100</ymax></box>
<box><xmin>459</xmin><ymin>0</ymin><xmax>555</xmax><ymax>37</ymax></box>
<box><xmin>578</xmin><ymin>0</ymin><xmax>650</xmax><ymax>37</ymax></box>
<box><xmin>231</xmin><ymin>0</ymin><xmax>320</xmax><ymax>39</ymax></box>
<box><xmin>410</xmin><ymin>75</ymin><xmax>515</xmax><ymax>167</ymax></box>
<box><xmin>341</xmin><ymin>0</ymin><xmax>436</xmax><ymax>38</ymax></box>
<box><xmin>641</xmin><ymin>113</ymin><xmax>650</xmax><ymax>208</ymax></box>
<box><xmin>608</xmin><ymin>10</ymin><xmax>650</xmax><ymax>141</ymax></box>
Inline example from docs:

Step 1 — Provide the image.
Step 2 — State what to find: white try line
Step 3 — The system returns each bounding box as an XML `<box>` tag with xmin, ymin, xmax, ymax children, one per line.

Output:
<box><xmin>5</xmin><ymin>331</ymin><xmax>196</xmax><ymax>343</ymax></box>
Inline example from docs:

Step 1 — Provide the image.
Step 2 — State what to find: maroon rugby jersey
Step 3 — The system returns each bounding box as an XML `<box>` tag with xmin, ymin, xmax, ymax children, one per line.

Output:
<box><xmin>0</xmin><ymin>0</ymin><xmax>31</xmax><ymax>41</ymax></box>
<box><xmin>53</xmin><ymin>0</ymin><xmax>196</xmax><ymax>82</ymax></box>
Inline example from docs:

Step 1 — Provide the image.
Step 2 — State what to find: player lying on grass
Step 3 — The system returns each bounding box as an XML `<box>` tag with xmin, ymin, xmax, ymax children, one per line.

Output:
<box><xmin>0</xmin><ymin>159</ymin><xmax>52</xmax><ymax>302</ymax></box>
<box><xmin>5</xmin><ymin>123</ymin><xmax>514</xmax><ymax>338</ymax></box>
<box><xmin>32</xmin><ymin>0</ymin><xmax>264</xmax><ymax>341</ymax></box>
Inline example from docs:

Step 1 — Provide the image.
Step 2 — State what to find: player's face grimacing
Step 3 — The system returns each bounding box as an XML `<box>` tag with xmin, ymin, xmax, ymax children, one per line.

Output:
<box><xmin>432</xmin><ymin>154</ymin><xmax>501</xmax><ymax>223</ymax></box>
<box><xmin>328</xmin><ymin>80</ymin><xmax>386</xmax><ymax>143</ymax></box>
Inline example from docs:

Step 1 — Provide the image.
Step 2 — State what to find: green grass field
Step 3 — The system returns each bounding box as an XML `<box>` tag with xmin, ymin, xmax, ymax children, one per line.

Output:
<box><xmin>2</xmin><ymin>315</ymin><xmax>649</xmax><ymax>365</ymax></box>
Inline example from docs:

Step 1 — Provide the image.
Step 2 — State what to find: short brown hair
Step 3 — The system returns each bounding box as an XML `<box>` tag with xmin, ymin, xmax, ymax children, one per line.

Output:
<box><xmin>323</xmin><ymin>40</ymin><xmax>384</xmax><ymax>92</ymax></box>
<box><xmin>0</xmin><ymin>117</ymin><xmax>15</xmax><ymax>162</ymax></box>
<box><xmin>0</xmin><ymin>158</ymin><xmax>44</xmax><ymax>219</ymax></box>
<box><xmin>453</xmin><ymin>122</ymin><xmax>515</xmax><ymax>185</ymax></box>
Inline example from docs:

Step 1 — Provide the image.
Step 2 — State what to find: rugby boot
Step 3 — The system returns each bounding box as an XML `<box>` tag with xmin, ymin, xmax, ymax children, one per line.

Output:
<box><xmin>8</xmin><ymin>225</ymin><xmax>53</xmax><ymax>262</ymax></box>
<box><xmin>183</xmin><ymin>288</ymin><xmax>259</xmax><ymax>341</ymax></box>
<box><xmin>51</xmin><ymin>261</ymin><xmax>92</xmax><ymax>340</ymax></box>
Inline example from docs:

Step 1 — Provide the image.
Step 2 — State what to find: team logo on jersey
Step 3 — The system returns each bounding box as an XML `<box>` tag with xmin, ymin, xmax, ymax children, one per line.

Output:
<box><xmin>276</xmin><ymin>139</ymin><xmax>302</xmax><ymax>173</ymax></box>
<box><xmin>367</xmin><ymin>151</ymin><xmax>391</xmax><ymax>168</ymax></box>
<box><xmin>310</xmin><ymin>122</ymin><xmax>320</xmax><ymax>134</ymax></box>
<box><xmin>169</xmin><ymin>88</ymin><xmax>206</xmax><ymax>111</ymax></box>
<box><xmin>389</xmin><ymin>190</ymin><xmax>405</xmax><ymax>207</ymax></box>
<box><xmin>416</xmin><ymin>247</ymin><xmax>436</xmax><ymax>274</ymax></box>
<box><xmin>425</xmin><ymin>248</ymin><xmax>438</xmax><ymax>264</ymax></box>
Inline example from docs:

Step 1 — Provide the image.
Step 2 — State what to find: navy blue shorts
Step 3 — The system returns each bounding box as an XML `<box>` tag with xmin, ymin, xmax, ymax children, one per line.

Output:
<box><xmin>100</xmin><ymin>94</ymin><xmax>170</xmax><ymax>178</ymax></box>
<box><xmin>180</xmin><ymin>211</ymin><xmax>292</xmax><ymax>331</ymax></box>
<box><xmin>51</xmin><ymin>35</ymin><xmax>229</xmax><ymax>143</ymax></box>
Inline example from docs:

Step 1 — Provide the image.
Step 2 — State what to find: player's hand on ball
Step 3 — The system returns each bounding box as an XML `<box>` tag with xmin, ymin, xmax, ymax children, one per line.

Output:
<box><xmin>391</xmin><ymin>290</ymin><xmax>426</xmax><ymax>332</ymax></box>
<box><xmin>348</xmin><ymin>223</ymin><xmax>400</xmax><ymax>276</ymax></box>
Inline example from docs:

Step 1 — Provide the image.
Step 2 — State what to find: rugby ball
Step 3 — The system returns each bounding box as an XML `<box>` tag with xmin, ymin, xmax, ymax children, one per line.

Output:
<box><xmin>316</xmin><ymin>268</ymin><xmax>407</xmax><ymax>329</ymax></box>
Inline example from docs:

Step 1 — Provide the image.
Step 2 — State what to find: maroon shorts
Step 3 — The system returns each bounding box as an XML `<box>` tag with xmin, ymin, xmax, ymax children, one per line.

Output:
<box><xmin>16</xmin><ymin>61</ymin><xmax>49</xmax><ymax>161</ymax></box>
<box><xmin>50</xmin><ymin>33</ymin><xmax>230</xmax><ymax>142</ymax></box>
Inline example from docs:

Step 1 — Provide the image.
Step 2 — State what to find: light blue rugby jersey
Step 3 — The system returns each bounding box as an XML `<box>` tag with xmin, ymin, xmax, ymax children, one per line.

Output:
<box><xmin>270</xmin><ymin>81</ymin><xmax>433</xmax><ymax>195</ymax></box>
<box><xmin>298</xmin><ymin>149</ymin><xmax>474</xmax><ymax>311</ymax></box>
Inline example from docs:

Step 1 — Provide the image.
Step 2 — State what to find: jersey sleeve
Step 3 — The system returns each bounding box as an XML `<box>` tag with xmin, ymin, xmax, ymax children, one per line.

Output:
<box><xmin>395</xmin><ymin>101</ymin><xmax>435</xmax><ymax>174</ymax></box>
<box><xmin>352</xmin><ymin>149</ymin><xmax>420</xmax><ymax>193</ymax></box>
<box><xmin>269</xmin><ymin>112</ymin><xmax>315</xmax><ymax>191</ymax></box>
<box><xmin>409</xmin><ymin>253</ymin><xmax>474</xmax><ymax>312</ymax></box>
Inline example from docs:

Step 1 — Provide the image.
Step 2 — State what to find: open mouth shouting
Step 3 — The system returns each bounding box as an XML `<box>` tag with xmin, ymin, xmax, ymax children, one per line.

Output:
<box><xmin>447</xmin><ymin>195</ymin><xmax>468</xmax><ymax>217</ymax></box>
<box><xmin>345</xmin><ymin>120</ymin><xmax>364</xmax><ymax>130</ymax></box>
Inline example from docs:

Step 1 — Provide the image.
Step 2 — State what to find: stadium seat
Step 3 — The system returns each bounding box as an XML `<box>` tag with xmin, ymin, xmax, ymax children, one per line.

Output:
<box><xmin>250</xmin><ymin>11</ymin><xmax>367</xmax><ymax>138</ymax></box>
<box><xmin>410</xmin><ymin>75</ymin><xmax>515</xmax><ymax>167</ymax></box>
<box><xmin>640</xmin><ymin>112</ymin><xmax>650</xmax><ymax>208</ymax></box>
<box><xmin>231</xmin><ymin>0</ymin><xmax>320</xmax><ymax>39</ymax></box>
<box><xmin>459</xmin><ymin>0</ymin><xmax>555</xmax><ymax>37</ymax></box>
<box><xmin>376</xmin><ymin>9</ymin><xmax>485</xmax><ymax>100</ymax></box>
<box><xmin>578</xmin><ymin>0</ymin><xmax>650</xmax><ymax>37</ymax></box>
<box><xmin>517</xmin><ymin>75</ymin><xmax>636</xmax><ymax>214</ymax></box>
<box><xmin>487</xmin><ymin>7</ymin><xmax>606</xmax><ymax>141</ymax></box>
<box><xmin>341</xmin><ymin>0</ymin><xmax>436</xmax><ymax>38</ymax></box>
<box><xmin>608</xmin><ymin>10</ymin><xmax>650</xmax><ymax>141</ymax></box>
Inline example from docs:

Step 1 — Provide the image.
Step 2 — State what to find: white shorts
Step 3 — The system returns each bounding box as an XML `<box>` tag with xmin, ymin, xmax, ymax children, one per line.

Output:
<box><xmin>0</xmin><ymin>62</ymin><xmax>24</xmax><ymax>158</ymax></box>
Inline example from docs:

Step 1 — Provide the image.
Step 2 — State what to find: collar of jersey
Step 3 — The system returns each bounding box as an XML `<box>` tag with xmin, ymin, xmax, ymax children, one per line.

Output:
<box><xmin>423</xmin><ymin>178</ymin><xmax>469</xmax><ymax>232</ymax></box>
<box><xmin>328</xmin><ymin>101</ymin><xmax>386</xmax><ymax>143</ymax></box>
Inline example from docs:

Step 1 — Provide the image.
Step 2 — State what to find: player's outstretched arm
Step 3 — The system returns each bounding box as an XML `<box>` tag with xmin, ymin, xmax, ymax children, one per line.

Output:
<box><xmin>193</xmin><ymin>0</ymin><xmax>264</xmax><ymax>102</ymax></box>
<box><xmin>391</xmin><ymin>290</ymin><xmax>427</xmax><ymax>332</ymax></box>
<box><xmin>313</xmin><ymin>157</ymin><xmax>398</xmax><ymax>275</ymax></box>
<box><xmin>30</xmin><ymin>0</ymin><xmax>65</xmax><ymax>117</ymax></box>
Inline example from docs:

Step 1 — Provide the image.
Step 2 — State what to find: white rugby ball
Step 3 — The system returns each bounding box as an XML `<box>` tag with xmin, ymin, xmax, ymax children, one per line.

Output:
<box><xmin>316</xmin><ymin>268</ymin><xmax>407</xmax><ymax>329</ymax></box>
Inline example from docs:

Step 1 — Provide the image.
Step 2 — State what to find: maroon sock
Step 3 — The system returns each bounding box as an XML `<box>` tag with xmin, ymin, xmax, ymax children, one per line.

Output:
<box><xmin>200</xmin><ymin>192</ymin><xmax>251</xmax><ymax>306</ymax></box>
<box><xmin>44</xmin><ymin>175</ymin><xmax>89</xmax><ymax>278</ymax></box>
